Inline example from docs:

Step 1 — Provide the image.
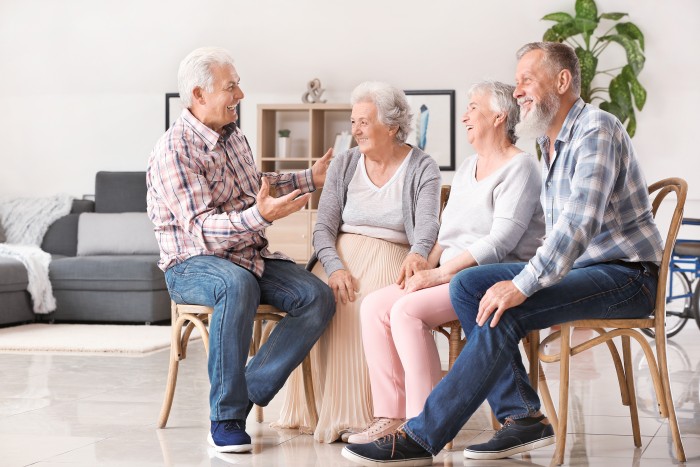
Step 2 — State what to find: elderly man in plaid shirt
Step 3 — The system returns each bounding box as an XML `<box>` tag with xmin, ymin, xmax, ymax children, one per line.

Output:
<box><xmin>147</xmin><ymin>47</ymin><xmax>335</xmax><ymax>453</ymax></box>
<box><xmin>342</xmin><ymin>41</ymin><xmax>664</xmax><ymax>466</ymax></box>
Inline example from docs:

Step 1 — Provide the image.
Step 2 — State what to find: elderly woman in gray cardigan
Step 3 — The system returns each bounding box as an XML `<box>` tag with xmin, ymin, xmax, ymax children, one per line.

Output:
<box><xmin>274</xmin><ymin>81</ymin><xmax>441</xmax><ymax>443</ymax></box>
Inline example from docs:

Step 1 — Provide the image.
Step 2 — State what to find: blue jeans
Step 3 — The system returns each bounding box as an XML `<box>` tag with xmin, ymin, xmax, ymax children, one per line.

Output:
<box><xmin>164</xmin><ymin>256</ymin><xmax>335</xmax><ymax>421</ymax></box>
<box><xmin>403</xmin><ymin>261</ymin><xmax>657</xmax><ymax>455</ymax></box>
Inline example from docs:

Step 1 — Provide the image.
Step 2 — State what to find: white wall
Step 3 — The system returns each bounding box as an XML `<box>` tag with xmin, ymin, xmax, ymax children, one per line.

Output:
<box><xmin>1</xmin><ymin>0</ymin><xmax>699</xmax><ymax>214</ymax></box>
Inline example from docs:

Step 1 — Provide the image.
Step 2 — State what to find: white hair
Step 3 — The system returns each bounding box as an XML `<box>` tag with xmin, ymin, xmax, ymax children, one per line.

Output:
<box><xmin>350</xmin><ymin>81</ymin><xmax>413</xmax><ymax>143</ymax></box>
<box><xmin>467</xmin><ymin>80</ymin><xmax>520</xmax><ymax>144</ymax></box>
<box><xmin>177</xmin><ymin>47</ymin><xmax>235</xmax><ymax>108</ymax></box>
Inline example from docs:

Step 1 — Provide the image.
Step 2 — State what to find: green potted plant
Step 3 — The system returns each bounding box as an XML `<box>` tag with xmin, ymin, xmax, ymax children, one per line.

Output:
<box><xmin>541</xmin><ymin>0</ymin><xmax>645</xmax><ymax>136</ymax></box>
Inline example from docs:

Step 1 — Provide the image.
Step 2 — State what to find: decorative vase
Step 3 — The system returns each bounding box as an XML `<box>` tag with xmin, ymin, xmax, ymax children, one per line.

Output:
<box><xmin>278</xmin><ymin>136</ymin><xmax>291</xmax><ymax>157</ymax></box>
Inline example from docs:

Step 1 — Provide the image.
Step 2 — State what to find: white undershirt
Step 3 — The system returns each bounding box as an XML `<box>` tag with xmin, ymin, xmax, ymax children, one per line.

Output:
<box><xmin>340</xmin><ymin>150</ymin><xmax>412</xmax><ymax>244</ymax></box>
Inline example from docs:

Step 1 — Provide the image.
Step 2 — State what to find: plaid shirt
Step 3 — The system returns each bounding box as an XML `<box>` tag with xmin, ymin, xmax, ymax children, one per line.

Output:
<box><xmin>513</xmin><ymin>98</ymin><xmax>663</xmax><ymax>297</ymax></box>
<box><xmin>147</xmin><ymin>109</ymin><xmax>315</xmax><ymax>276</ymax></box>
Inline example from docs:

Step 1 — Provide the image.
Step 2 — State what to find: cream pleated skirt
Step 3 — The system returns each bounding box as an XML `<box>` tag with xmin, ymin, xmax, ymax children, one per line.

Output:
<box><xmin>272</xmin><ymin>233</ymin><xmax>409</xmax><ymax>443</ymax></box>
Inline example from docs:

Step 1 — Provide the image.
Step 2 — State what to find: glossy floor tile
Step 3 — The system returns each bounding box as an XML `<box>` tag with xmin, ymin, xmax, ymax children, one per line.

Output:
<box><xmin>1</xmin><ymin>323</ymin><xmax>699</xmax><ymax>466</ymax></box>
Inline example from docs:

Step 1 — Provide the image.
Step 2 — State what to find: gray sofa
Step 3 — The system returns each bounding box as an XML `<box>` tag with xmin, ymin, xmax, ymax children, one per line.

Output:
<box><xmin>0</xmin><ymin>172</ymin><xmax>170</xmax><ymax>326</ymax></box>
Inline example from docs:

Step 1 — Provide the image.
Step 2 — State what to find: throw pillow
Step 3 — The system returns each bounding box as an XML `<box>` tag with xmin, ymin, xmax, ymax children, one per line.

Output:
<box><xmin>77</xmin><ymin>212</ymin><xmax>159</xmax><ymax>255</ymax></box>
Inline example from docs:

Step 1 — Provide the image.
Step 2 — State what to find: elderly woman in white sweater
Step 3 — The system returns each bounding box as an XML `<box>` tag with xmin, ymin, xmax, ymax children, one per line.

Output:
<box><xmin>348</xmin><ymin>80</ymin><xmax>545</xmax><ymax>444</ymax></box>
<box><xmin>274</xmin><ymin>81</ymin><xmax>441</xmax><ymax>443</ymax></box>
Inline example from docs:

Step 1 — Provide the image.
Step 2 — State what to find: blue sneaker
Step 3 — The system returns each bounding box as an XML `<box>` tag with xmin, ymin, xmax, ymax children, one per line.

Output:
<box><xmin>208</xmin><ymin>419</ymin><xmax>252</xmax><ymax>453</ymax></box>
<box><xmin>463</xmin><ymin>415</ymin><xmax>554</xmax><ymax>460</ymax></box>
<box><xmin>342</xmin><ymin>427</ymin><xmax>433</xmax><ymax>466</ymax></box>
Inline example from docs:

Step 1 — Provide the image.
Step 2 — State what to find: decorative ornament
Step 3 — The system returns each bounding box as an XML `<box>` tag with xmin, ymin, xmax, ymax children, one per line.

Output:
<box><xmin>302</xmin><ymin>78</ymin><xmax>327</xmax><ymax>104</ymax></box>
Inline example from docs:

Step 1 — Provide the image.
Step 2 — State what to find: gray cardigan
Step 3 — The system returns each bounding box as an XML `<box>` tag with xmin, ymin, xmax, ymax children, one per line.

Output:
<box><xmin>313</xmin><ymin>146</ymin><xmax>441</xmax><ymax>277</ymax></box>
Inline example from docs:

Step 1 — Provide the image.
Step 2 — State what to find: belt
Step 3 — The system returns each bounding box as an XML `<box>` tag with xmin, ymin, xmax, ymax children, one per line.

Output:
<box><xmin>607</xmin><ymin>259</ymin><xmax>659</xmax><ymax>276</ymax></box>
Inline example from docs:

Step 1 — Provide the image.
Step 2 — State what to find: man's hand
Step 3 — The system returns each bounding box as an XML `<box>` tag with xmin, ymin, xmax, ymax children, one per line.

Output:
<box><xmin>405</xmin><ymin>268</ymin><xmax>445</xmax><ymax>293</ymax></box>
<box><xmin>396</xmin><ymin>253</ymin><xmax>429</xmax><ymax>288</ymax></box>
<box><xmin>476</xmin><ymin>280</ymin><xmax>527</xmax><ymax>328</ymax></box>
<box><xmin>328</xmin><ymin>269</ymin><xmax>358</xmax><ymax>304</ymax></box>
<box><xmin>256</xmin><ymin>176</ymin><xmax>310</xmax><ymax>222</ymax></box>
<box><xmin>311</xmin><ymin>148</ymin><xmax>333</xmax><ymax>188</ymax></box>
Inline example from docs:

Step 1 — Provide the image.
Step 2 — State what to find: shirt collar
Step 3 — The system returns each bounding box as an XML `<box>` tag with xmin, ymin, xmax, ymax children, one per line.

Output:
<box><xmin>554</xmin><ymin>97</ymin><xmax>586</xmax><ymax>144</ymax></box>
<box><xmin>181</xmin><ymin>109</ymin><xmax>238</xmax><ymax>151</ymax></box>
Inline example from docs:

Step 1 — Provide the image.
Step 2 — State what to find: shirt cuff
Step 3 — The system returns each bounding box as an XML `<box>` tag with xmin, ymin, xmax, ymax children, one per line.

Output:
<box><xmin>294</xmin><ymin>168</ymin><xmax>316</xmax><ymax>193</ymax></box>
<box><xmin>240</xmin><ymin>205</ymin><xmax>273</xmax><ymax>230</ymax></box>
<box><xmin>512</xmin><ymin>263</ymin><xmax>541</xmax><ymax>297</ymax></box>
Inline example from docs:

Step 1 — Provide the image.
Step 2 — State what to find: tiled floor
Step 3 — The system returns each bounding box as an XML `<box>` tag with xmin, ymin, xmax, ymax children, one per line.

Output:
<box><xmin>1</xmin><ymin>322</ymin><xmax>699</xmax><ymax>466</ymax></box>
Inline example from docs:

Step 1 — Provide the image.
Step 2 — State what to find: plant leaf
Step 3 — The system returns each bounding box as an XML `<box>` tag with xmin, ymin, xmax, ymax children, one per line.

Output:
<box><xmin>615</xmin><ymin>22</ymin><xmax>645</xmax><ymax>51</ymax></box>
<box><xmin>600</xmin><ymin>12</ymin><xmax>627</xmax><ymax>20</ymax></box>
<box><xmin>626</xmin><ymin>112</ymin><xmax>637</xmax><ymax>137</ymax></box>
<box><xmin>575</xmin><ymin>47</ymin><xmax>598</xmax><ymax>102</ymax></box>
<box><xmin>609</xmin><ymin>74</ymin><xmax>633</xmax><ymax>114</ymax></box>
<box><xmin>575</xmin><ymin>17</ymin><xmax>598</xmax><ymax>34</ymax></box>
<box><xmin>575</xmin><ymin>0</ymin><xmax>598</xmax><ymax>21</ymax></box>
<box><xmin>542</xmin><ymin>12</ymin><xmax>574</xmax><ymax>22</ymax></box>
<box><xmin>599</xmin><ymin>34</ymin><xmax>645</xmax><ymax>75</ymax></box>
<box><xmin>621</xmin><ymin>65</ymin><xmax>647</xmax><ymax>110</ymax></box>
<box><xmin>602</xmin><ymin>101</ymin><xmax>628</xmax><ymax>123</ymax></box>
<box><xmin>543</xmin><ymin>26</ymin><xmax>562</xmax><ymax>42</ymax></box>
<box><xmin>543</xmin><ymin>20</ymin><xmax>582</xmax><ymax>42</ymax></box>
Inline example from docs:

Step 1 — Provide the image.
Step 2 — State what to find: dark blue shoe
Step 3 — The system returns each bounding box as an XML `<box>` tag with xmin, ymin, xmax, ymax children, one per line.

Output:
<box><xmin>208</xmin><ymin>419</ymin><xmax>252</xmax><ymax>453</ymax></box>
<box><xmin>463</xmin><ymin>416</ymin><xmax>554</xmax><ymax>460</ymax></box>
<box><xmin>341</xmin><ymin>428</ymin><xmax>433</xmax><ymax>466</ymax></box>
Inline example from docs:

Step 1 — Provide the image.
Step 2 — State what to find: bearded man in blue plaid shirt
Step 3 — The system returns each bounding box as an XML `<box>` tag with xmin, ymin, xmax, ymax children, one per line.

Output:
<box><xmin>343</xmin><ymin>41</ymin><xmax>664</xmax><ymax>466</ymax></box>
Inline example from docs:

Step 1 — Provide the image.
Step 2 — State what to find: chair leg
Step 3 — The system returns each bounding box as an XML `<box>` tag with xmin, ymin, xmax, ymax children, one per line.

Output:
<box><xmin>656</xmin><ymin>333</ymin><xmax>687</xmax><ymax>462</ymax></box>
<box><xmin>158</xmin><ymin>317</ymin><xmax>185</xmax><ymax>428</ymax></box>
<box><xmin>601</xmin><ymin>331</ymin><xmax>630</xmax><ymax>406</ymax></box>
<box><xmin>622</xmin><ymin>336</ymin><xmax>642</xmax><ymax>447</ymax></box>
<box><xmin>553</xmin><ymin>324</ymin><xmax>571</xmax><ymax>465</ymax></box>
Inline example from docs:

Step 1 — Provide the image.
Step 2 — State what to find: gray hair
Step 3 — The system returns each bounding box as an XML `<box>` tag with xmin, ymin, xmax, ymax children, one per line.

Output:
<box><xmin>516</xmin><ymin>42</ymin><xmax>581</xmax><ymax>96</ymax></box>
<box><xmin>467</xmin><ymin>80</ymin><xmax>520</xmax><ymax>144</ymax></box>
<box><xmin>177</xmin><ymin>47</ymin><xmax>235</xmax><ymax>108</ymax></box>
<box><xmin>350</xmin><ymin>81</ymin><xmax>413</xmax><ymax>143</ymax></box>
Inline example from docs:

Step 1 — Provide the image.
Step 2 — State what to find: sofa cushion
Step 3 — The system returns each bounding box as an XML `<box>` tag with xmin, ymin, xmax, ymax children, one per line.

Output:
<box><xmin>95</xmin><ymin>171</ymin><xmax>147</xmax><ymax>213</ymax></box>
<box><xmin>49</xmin><ymin>255</ymin><xmax>165</xmax><ymax>291</ymax></box>
<box><xmin>0</xmin><ymin>257</ymin><xmax>29</xmax><ymax>292</ymax></box>
<box><xmin>77</xmin><ymin>213</ymin><xmax>159</xmax><ymax>256</ymax></box>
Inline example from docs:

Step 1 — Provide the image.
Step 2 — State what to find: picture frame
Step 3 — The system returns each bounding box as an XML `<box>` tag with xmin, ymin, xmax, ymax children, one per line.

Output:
<box><xmin>404</xmin><ymin>90</ymin><xmax>455</xmax><ymax>171</ymax></box>
<box><xmin>165</xmin><ymin>92</ymin><xmax>240</xmax><ymax>131</ymax></box>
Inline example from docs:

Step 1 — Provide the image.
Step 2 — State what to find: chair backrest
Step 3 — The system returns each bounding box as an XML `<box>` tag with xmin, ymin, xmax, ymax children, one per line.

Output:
<box><xmin>648</xmin><ymin>178</ymin><xmax>688</xmax><ymax>325</ymax></box>
<box><xmin>440</xmin><ymin>185</ymin><xmax>451</xmax><ymax>220</ymax></box>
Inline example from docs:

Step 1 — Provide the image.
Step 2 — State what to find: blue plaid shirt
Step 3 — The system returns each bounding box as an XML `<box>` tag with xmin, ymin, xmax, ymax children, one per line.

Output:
<box><xmin>513</xmin><ymin>98</ymin><xmax>663</xmax><ymax>297</ymax></box>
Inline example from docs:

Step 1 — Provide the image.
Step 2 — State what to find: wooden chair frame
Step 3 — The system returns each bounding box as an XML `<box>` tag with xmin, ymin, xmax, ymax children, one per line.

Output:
<box><xmin>158</xmin><ymin>302</ymin><xmax>318</xmax><ymax>429</ymax></box>
<box><xmin>535</xmin><ymin>177</ymin><xmax>687</xmax><ymax>464</ymax></box>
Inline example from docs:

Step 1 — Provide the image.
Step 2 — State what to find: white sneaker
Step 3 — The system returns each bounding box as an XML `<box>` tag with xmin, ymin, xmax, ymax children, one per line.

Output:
<box><xmin>346</xmin><ymin>417</ymin><xmax>405</xmax><ymax>444</ymax></box>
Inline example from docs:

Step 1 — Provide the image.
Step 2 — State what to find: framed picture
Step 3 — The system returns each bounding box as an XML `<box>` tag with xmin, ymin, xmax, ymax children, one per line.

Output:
<box><xmin>165</xmin><ymin>93</ymin><xmax>240</xmax><ymax>131</ymax></box>
<box><xmin>404</xmin><ymin>90</ymin><xmax>455</xmax><ymax>171</ymax></box>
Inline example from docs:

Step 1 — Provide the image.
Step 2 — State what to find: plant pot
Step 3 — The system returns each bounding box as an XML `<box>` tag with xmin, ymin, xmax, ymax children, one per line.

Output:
<box><xmin>278</xmin><ymin>137</ymin><xmax>291</xmax><ymax>157</ymax></box>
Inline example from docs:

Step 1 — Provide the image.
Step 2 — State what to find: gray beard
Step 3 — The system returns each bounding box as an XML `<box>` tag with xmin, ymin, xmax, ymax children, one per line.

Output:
<box><xmin>515</xmin><ymin>93</ymin><xmax>559</xmax><ymax>140</ymax></box>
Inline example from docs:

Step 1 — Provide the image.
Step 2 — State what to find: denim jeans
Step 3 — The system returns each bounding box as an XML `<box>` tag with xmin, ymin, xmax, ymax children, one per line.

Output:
<box><xmin>164</xmin><ymin>255</ymin><xmax>335</xmax><ymax>421</ymax></box>
<box><xmin>403</xmin><ymin>261</ymin><xmax>657</xmax><ymax>455</ymax></box>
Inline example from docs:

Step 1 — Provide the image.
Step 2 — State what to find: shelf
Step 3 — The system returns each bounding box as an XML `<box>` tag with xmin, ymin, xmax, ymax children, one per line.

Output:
<box><xmin>258</xmin><ymin>103</ymin><xmax>352</xmax><ymax>263</ymax></box>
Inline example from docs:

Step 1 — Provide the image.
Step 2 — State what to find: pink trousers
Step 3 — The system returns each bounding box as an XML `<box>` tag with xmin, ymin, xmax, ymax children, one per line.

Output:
<box><xmin>360</xmin><ymin>283</ymin><xmax>457</xmax><ymax>419</ymax></box>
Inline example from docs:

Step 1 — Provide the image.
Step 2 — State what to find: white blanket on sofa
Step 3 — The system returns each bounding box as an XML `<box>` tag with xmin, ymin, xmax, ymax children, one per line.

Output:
<box><xmin>0</xmin><ymin>193</ymin><xmax>74</xmax><ymax>313</ymax></box>
<box><xmin>0</xmin><ymin>244</ymin><xmax>54</xmax><ymax>313</ymax></box>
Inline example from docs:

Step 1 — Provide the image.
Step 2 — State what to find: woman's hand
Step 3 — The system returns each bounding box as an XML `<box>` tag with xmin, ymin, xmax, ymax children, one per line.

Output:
<box><xmin>328</xmin><ymin>269</ymin><xmax>358</xmax><ymax>304</ymax></box>
<box><xmin>405</xmin><ymin>268</ymin><xmax>447</xmax><ymax>293</ymax></box>
<box><xmin>396</xmin><ymin>253</ymin><xmax>429</xmax><ymax>288</ymax></box>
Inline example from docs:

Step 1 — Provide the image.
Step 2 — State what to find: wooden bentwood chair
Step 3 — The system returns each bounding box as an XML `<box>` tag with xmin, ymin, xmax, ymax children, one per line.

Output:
<box><xmin>158</xmin><ymin>302</ymin><xmax>318</xmax><ymax>429</ymax></box>
<box><xmin>534</xmin><ymin>177</ymin><xmax>687</xmax><ymax>464</ymax></box>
